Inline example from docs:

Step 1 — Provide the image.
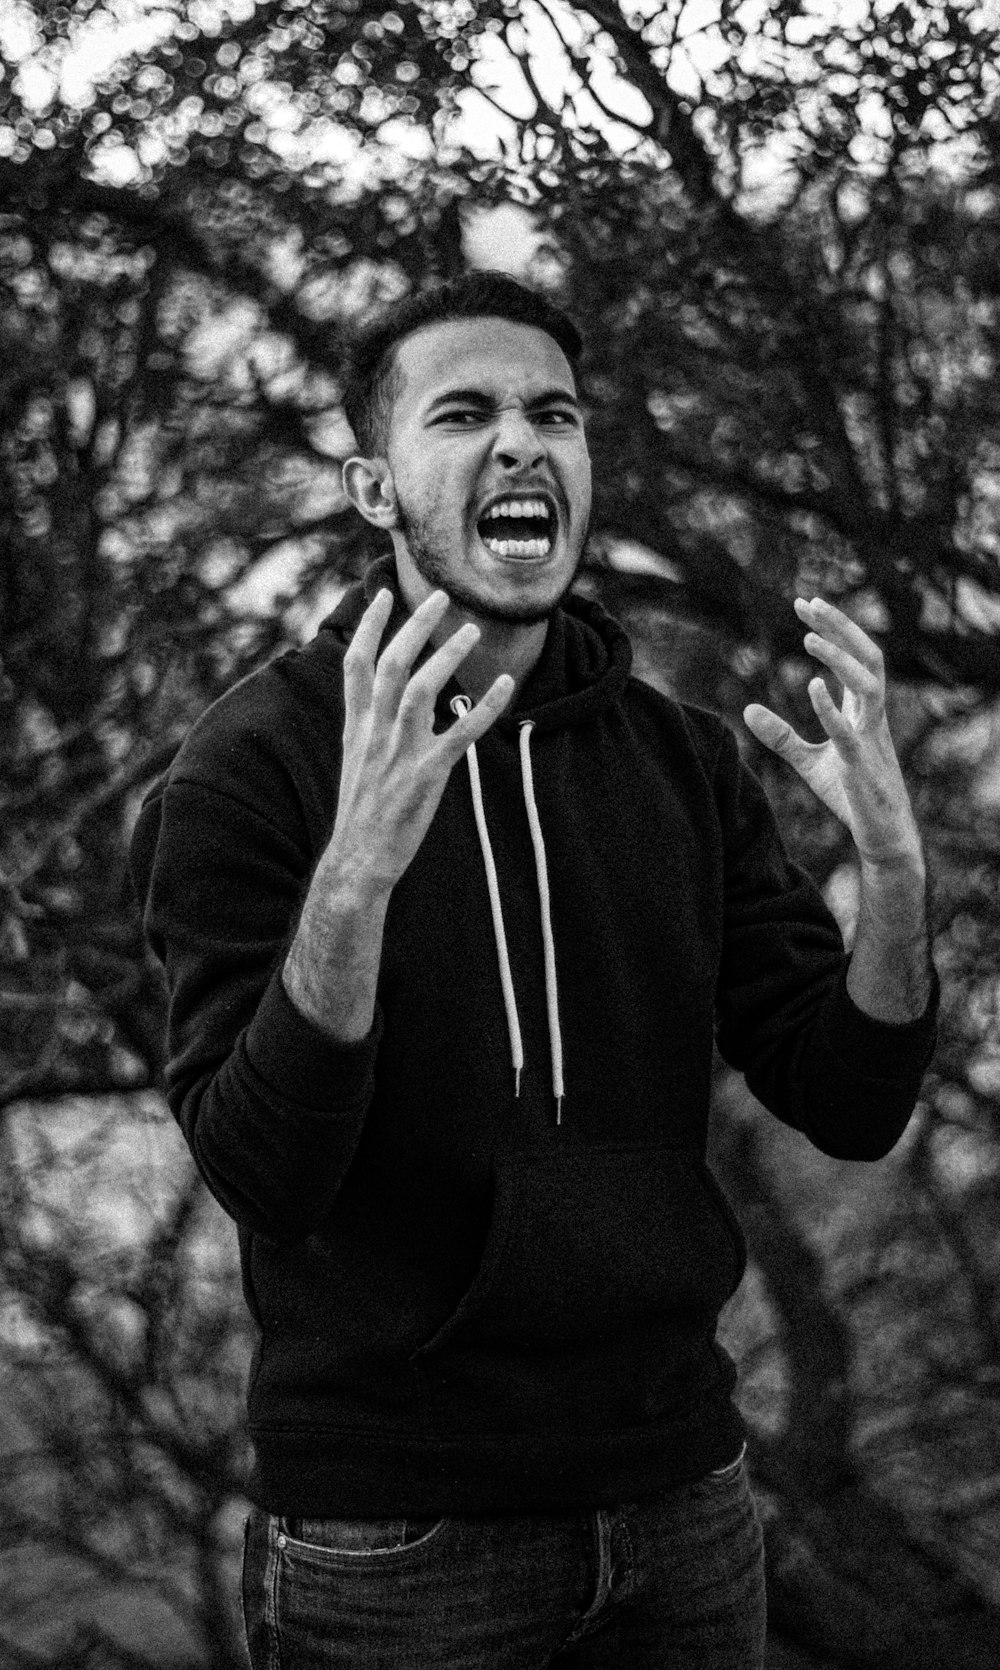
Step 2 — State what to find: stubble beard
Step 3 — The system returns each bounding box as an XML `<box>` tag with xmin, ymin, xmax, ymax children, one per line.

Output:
<box><xmin>396</xmin><ymin>501</ymin><xmax>584</xmax><ymax>626</ymax></box>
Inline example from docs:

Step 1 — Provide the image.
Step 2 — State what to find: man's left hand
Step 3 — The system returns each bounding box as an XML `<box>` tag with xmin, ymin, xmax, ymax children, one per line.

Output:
<box><xmin>743</xmin><ymin>597</ymin><xmax>923</xmax><ymax>871</ymax></box>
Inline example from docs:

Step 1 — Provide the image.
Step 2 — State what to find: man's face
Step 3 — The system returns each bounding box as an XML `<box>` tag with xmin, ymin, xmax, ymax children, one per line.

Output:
<box><xmin>382</xmin><ymin>316</ymin><xmax>592</xmax><ymax>624</ymax></box>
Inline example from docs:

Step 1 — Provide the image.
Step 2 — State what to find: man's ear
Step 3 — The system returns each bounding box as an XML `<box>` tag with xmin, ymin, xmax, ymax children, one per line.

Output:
<box><xmin>342</xmin><ymin>456</ymin><xmax>399</xmax><ymax>529</ymax></box>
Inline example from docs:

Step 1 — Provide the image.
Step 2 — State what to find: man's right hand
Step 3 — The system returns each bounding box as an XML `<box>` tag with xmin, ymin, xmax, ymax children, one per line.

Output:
<box><xmin>332</xmin><ymin>586</ymin><xmax>514</xmax><ymax>892</ymax></box>
<box><xmin>283</xmin><ymin>587</ymin><xmax>514</xmax><ymax>1041</ymax></box>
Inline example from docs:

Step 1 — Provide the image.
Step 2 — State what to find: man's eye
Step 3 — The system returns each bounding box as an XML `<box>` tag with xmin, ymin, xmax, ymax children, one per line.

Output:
<box><xmin>432</xmin><ymin>408</ymin><xmax>579</xmax><ymax>428</ymax></box>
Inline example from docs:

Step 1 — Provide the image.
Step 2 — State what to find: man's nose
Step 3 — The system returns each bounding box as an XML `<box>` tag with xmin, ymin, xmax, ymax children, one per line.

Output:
<box><xmin>492</xmin><ymin>409</ymin><xmax>545</xmax><ymax>469</ymax></box>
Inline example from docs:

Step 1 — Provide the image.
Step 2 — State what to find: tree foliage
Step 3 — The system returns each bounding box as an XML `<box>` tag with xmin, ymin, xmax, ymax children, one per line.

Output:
<box><xmin>1</xmin><ymin>2</ymin><xmax>999</xmax><ymax>1664</ymax></box>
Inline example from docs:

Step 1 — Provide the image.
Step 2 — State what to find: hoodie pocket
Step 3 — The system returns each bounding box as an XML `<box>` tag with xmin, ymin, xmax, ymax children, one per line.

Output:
<box><xmin>413</xmin><ymin>1144</ymin><xmax>745</xmax><ymax>1429</ymax></box>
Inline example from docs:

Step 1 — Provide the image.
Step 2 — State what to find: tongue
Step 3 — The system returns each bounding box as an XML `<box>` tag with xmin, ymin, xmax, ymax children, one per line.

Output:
<box><xmin>479</xmin><ymin>516</ymin><xmax>550</xmax><ymax>541</ymax></box>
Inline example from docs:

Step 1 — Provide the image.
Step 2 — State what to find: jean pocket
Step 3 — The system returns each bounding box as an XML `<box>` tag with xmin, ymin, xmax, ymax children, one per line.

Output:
<box><xmin>277</xmin><ymin>1515</ymin><xmax>447</xmax><ymax>1557</ymax></box>
<box><xmin>239</xmin><ymin>1513</ymin><xmax>252</xmax><ymax>1650</ymax></box>
<box><xmin>706</xmin><ymin>1441</ymin><xmax>748</xmax><ymax>1483</ymax></box>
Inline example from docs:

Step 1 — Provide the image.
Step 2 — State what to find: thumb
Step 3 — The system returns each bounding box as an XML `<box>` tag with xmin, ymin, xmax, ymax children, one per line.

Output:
<box><xmin>743</xmin><ymin>702</ymin><xmax>802</xmax><ymax>761</ymax></box>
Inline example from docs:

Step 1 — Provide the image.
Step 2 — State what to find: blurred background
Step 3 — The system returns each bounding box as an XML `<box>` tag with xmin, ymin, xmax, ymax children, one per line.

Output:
<box><xmin>1</xmin><ymin>1</ymin><xmax>999</xmax><ymax>1665</ymax></box>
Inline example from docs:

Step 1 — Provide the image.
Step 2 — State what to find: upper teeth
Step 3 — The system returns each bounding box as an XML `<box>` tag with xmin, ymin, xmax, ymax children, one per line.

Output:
<box><xmin>484</xmin><ymin>499</ymin><xmax>551</xmax><ymax>520</ymax></box>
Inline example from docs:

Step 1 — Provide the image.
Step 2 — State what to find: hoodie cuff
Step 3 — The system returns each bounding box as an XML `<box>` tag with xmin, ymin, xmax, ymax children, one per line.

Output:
<box><xmin>823</xmin><ymin>960</ymin><xmax>939</xmax><ymax>1081</ymax></box>
<box><xmin>243</xmin><ymin>966</ymin><xmax>382</xmax><ymax>1113</ymax></box>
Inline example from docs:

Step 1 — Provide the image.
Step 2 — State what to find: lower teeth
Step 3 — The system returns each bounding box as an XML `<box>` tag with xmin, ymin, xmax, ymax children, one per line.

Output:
<box><xmin>482</xmin><ymin>537</ymin><xmax>552</xmax><ymax>557</ymax></box>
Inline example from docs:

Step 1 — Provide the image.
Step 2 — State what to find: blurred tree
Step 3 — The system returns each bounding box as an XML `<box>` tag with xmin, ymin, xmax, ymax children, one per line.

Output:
<box><xmin>1</xmin><ymin>1</ymin><xmax>999</xmax><ymax>1664</ymax></box>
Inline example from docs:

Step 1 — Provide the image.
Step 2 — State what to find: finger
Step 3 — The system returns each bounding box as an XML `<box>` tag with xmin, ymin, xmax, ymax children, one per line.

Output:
<box><xmin>400</xmin><ymin>621</ymin><xmax>483</xmax><ymax>716</ymax></box>
<box><xmin>372</xmin><ymin>590</ymin><xmax>451</xmax><ymax>705</ymax></box>
<box><xmin>794</xmin><ymin>596</ymin><xmax>884</xmax><ymax>677</ymax></box>
<box><xmin>342</xmin><ymin>588</ymin><xmax>394</xmax><ymax>715</ymax></box>
<box><xmin>808</xmin><ymin>676</ymin><xmax>855</xmax><ymax>744</ymax></box>
<box><xmin>802</xmin><ymin>632</ymin><xmax>882</xmax><ymax>706</ymax></box>
<box><xmin>443</xmin><ymin>674</ymin><xmax>515</xmax><ymax>757</ymax></box>
<box><xmin>743</xmin><ymin>702</ymin><xmax>818</xmax><ymax>768</ymax></box>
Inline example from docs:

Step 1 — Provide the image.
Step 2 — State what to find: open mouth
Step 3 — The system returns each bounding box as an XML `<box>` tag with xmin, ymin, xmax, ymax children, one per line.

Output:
<box><xmin>476</xmin><ymin>495</ymin><xmax>557</xmax><ymax>560</ymax></box>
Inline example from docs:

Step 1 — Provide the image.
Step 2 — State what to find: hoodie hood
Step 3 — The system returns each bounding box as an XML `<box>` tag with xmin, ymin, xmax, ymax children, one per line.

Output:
<box><xmin>319</xmin><ymin>554</ymin><xmax>633</xmax><ymax>736</ymax></box>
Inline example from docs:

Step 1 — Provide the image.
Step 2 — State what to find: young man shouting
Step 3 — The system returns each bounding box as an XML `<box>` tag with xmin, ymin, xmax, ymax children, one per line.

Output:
<box><xmin>132</xmin><ymin>271</ymin><xmax>936</xmax><ymax>1669</ymax></box>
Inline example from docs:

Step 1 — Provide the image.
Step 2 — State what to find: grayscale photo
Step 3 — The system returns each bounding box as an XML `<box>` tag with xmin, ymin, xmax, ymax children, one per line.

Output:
<box><xmin>1</xmin><ymin>2</ymin><xmax>997</xmax><ymax>1667</ymax></box>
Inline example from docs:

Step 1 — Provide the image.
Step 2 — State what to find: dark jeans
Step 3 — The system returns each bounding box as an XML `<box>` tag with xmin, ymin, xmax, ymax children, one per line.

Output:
<box><xmin>241</xmin><ymin>1448</ymin><xmax>766</xmax><ymax>1669</ymax></box>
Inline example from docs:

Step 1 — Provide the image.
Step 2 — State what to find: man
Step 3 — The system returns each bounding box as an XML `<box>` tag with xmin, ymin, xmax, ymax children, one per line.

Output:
<box><xmin>131</xmin><ymin>271</ymin><xmax>937</xmax><ymax>1669</ymax></box>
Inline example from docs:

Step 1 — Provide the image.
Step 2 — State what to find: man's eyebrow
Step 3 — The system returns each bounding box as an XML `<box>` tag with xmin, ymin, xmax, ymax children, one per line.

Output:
<box><xmin>424</xmin><ymin>386</ymin><xmax>582</xmax><ymax>414</ymax></box>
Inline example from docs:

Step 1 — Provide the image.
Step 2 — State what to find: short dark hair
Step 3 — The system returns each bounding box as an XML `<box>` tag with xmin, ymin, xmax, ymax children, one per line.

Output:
<box><xmin>342</xmin><ymin>270</ymin><xmax>584</xmax><ymax>457</ymax></box>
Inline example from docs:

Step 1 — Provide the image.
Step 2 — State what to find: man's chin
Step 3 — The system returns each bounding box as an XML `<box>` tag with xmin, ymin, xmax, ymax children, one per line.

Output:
<box><xmin>453</xmin><ymin>577</ymin><xmax>573</xmax><ymax>625</ymax></box>
<box><xmin>401</xmin><ymin>532</ymin><xmax>582</xmax><ymax>623</ymax></box>
<box><xmin>456</xmin><ymin>550</ymin><xmax>583</xmax><ymax>624</ymax></box>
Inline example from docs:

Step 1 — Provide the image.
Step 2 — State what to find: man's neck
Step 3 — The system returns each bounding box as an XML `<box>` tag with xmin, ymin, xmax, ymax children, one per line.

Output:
<box><xmin>449</xmin><ymin>616</ymin><xmax>547</xmax><ymax>705</ymax></box>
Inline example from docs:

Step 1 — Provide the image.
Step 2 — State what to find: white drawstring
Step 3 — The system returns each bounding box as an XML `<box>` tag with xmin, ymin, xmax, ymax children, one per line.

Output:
<box><xmin>451</xmin><ymin>698</ymin><xmax>565</xmax><ymax>1122</ymax></box>
<box><xmin>451</xmin><ymin>697</ymin><xmax>524</xmax><ymax>1097</ymax></box>
<box><xmin>518</xmin><ymin>720</ymin><xmax>565</xmax><ymax>1125</ymax></box>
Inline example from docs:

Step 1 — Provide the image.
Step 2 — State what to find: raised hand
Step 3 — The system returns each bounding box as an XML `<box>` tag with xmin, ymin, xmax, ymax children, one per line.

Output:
<box><xmin>284</xmin><ymin>588</ymin><xmax>514</xmax><ymax>1040</ymax></box>
<box><xmin>743</xmin><ymin>597</ymin><xmax>922</xmax><ymax>871</ymax></box>
<box><xmin>332</xmin><ymin>587</ymin><xmax>514</xmax><ymax>892</ymax></box>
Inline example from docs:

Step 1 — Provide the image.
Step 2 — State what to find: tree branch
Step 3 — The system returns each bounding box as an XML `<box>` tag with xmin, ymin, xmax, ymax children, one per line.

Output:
<box><xmin>571</xmin><ymin>0</ymin><xmax>723</xmax><ymax>210</ymax></box>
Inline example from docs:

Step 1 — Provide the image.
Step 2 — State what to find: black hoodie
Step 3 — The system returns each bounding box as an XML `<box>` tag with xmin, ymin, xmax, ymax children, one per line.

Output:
<box><xmin>130</xmin><ymin>557</ymin><xmax>937</xmax><ymax>1515</ymax></box>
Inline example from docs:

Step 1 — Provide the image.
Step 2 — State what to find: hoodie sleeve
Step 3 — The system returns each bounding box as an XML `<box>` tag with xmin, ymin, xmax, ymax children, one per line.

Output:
<box><xmin>711</xmin><ymin>724</ymin><xmax>937</xmax><ymax>1158</ymax></box>
<box><xmin>131</xmin><ymin>767</ymin><xmax>381</xmax><ymax>1243</ymax></box>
